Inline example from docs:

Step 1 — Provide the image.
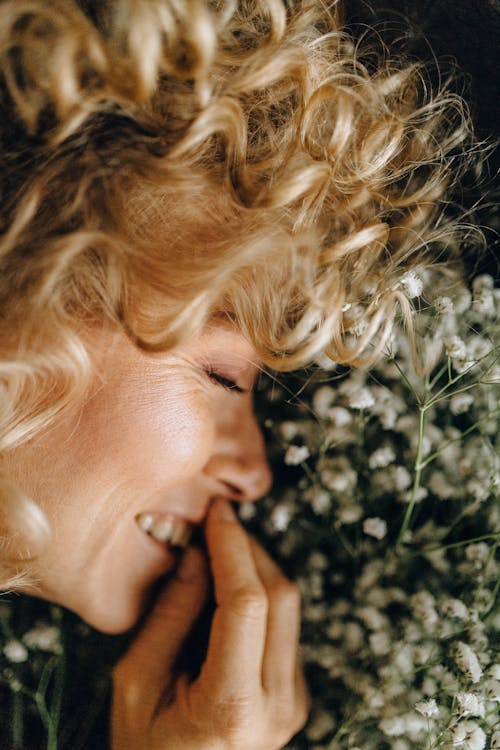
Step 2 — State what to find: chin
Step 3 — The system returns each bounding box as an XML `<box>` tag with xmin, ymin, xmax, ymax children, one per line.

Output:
<box><xmin>78</xmin><ymin>590</ymin><xmax>149</xmax><ymax>635</ymax></box>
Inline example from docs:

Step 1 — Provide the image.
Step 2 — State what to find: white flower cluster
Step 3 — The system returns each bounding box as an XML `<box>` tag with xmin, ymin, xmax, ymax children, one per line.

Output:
<box><xmin>2</xmin><ymin>621</ymin><xmax>62</xmax><ymax>664</ymax></box>
<box><xmin>247</xmin><ymin>273</ymin><xmax>499</xmax><ymax>749</ymax></box>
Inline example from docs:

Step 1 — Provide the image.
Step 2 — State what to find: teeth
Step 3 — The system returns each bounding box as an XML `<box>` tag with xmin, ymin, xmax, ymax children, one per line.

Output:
<box><xmin>136</xmin><ymin>512</ymin><xmax>155</xmax><ymax>533</ymax></box>
<box><xmin>135</xmin><ymin>512</ymin><xmax>192</xmax><ymax>548</ymax></box>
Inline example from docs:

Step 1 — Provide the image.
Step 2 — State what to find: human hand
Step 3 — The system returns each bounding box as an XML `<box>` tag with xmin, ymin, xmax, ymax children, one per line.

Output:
<box><xmin>111</xmin><ymin>498</ymin><xmax>309</xmax><ymax>750</ymax></box>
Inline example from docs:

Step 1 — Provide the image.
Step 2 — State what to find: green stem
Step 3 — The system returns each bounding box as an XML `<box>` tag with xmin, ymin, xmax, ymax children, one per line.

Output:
<box><xmin>12</xmin><ymin>690</ymin><xmax>24</xmax><ymax>750</ymax></box>
<box><xmin>426</xmin><ymin>380</ymin><xmax>491</xmax><ymax>409</ymax></box>
<box><xmin>396</xmin><ymin>404</ymin><xmax>426</xmax><ymax>547</ymax></box>
<box><xmin>428</xmin><ymin>347</ymin><xmax>499</xmax><ymax>406</ymax></box>
<box><xmin>34</xmin><ymin>691</ymin><xmax>58</xmax><ymax>750</ymax></box>
<box><xmin>418</xmin><ymin>408</ymin><xmax>500</xmax><ymax>469</ymax></box>
<box><xmin>333</xmin><ymin>524</ymin><xmax>357</xmax><ymax>558</ymax></box>
<box><xmin>391</xmin><ymin>357</ymin><xmax>422</xmax><ymax>405</ymax></box>
<box><xmin>428</xmin><ymin>360</ymin><xmax>450</xmax><ymax>390</ymax></box>
<box><xmin>49</xmin><ymin>655</ymin><xmax>65</xmax><ymax>749</ymax></box>
<box><xmin>35</xmin><ymin>656</ymin><xmax>60</xmax><ymax>750</ymax></box>
<box><xmin>422</xmin><ymin>532</ymin><xmax>500</xmax><ymax>552</ymax></box>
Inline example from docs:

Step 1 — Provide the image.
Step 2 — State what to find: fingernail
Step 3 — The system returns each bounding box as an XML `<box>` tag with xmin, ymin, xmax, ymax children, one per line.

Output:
<box><xmin>212</xmin><ymin>498</ymin><xmax>236</xmax><ymax>522</ymax></box>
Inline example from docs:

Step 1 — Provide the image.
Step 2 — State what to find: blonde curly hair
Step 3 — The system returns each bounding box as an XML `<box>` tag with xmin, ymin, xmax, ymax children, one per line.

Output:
<box><xmin>0</xmin><ymin>0</ymin><xmax>476</xmax><ymax>582</ymax></box>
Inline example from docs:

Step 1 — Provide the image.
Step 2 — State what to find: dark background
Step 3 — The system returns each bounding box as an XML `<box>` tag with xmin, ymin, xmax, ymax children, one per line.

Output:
<box><xmin>346</xmin><ymin>0</ymin><xmax>499</xmax><ymax>280</ymax></box>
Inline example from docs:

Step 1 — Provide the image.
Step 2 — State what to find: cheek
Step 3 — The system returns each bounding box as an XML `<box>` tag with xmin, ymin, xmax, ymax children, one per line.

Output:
<box><xmin>79</xmin><ymin>387</ymin><xmax>215</xmax><ymax>486</ymax></box>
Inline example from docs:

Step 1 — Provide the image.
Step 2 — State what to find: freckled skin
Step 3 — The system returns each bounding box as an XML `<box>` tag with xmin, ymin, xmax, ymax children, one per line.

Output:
<box><xmin>4</xmin><ymin>323</ymin><xmax>272</xmax><ymax>633</ymax></box>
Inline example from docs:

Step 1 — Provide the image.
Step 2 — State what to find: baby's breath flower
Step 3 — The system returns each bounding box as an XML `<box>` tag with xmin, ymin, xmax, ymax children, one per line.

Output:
<box><xmin>379</xmin><ymin>716</ymin><xmax>406</xmax><ymax>737</ymax></box>
<box><xmin>306</xmin><ymin>709</ymin><xmax>336</xmax><ymax>741</ymax></box>
<box><xmin>23</xmin><ymin>623</ymin><xmax>61</xmax><ymax>653</ymax></box>
<box><xmin>466</xmin><ymin>335</ymin><xmax>493</xmax><ymax>361</ymax></box>
<box><xmin>488</xmin><ymin>664</ymin><xmax>500</xmax><ymax>680</ymax></box>
<box><xmin>440</xmin><ymin>597</ymin><xmax>469</xmax><ymax>621</ymax></box>
<box><xmin>410</xmin><ymin>591</ymin><xmax>439</xmax><ymax>629</ymax></box>
<box><xmin>465</xmin><ymin>543</ymin><xmax>490</xmax><ymax>564</ymax></box>
<box><xmin>472</xmin><ymin>275</ymin><xmax>495</xmax><ymax>316</ymax></box>
<box><xmin>363</xmin><ymin>517</ymin><xmax>387</xmax><ymax>540</ymax></box>
<box><xmin>320</xmin><ymin>464</ymin><xmax>357</xmax><ymax>494</ymax></box>
<box><xmin>368</xmin><ymin>446</ymin><xmax>396</xmax><ymax>469</ymax></box>
<box><xmin>455</xmin><ymin>692</ymin><xmax>485</xmax><ymax>717</ymax></box>
<box><xmin>348</xmin><ymin>387</ymin><xmax>375</xmax><ymax>410</ymax></box>
<box><xmin>472</xmin><ymin>274</ymin><xmax>494</xmax><ymax>292</ymax></box>
<box><xmin>344</xmin><ymin>621</ymin><xmax>364</xmax><ymax>653</ymax></box>
<box><xmin>309</xmin><ymin>487</ymin><xmax>331</xmax><ymax>514</ymax></box>
<box><xmin>337</xmin><ymin>504</ymin><xmax>363</xmax><ymax>524</ymax></box>
<box><xmin>488</xmin><ymin>363</ymin><xmax>500</xmax><ymax>382</ymax></box>
<box><xmin>284</xmin><ymin>444</ymin><xmax>310</xmax><ymax>465</ymax></box>
<box><xmin>435</xmin><ymin>295</ymin><xmax>454</xmax><ymax>314</ymax></box>
<box><xmin>355</xmin><ymin>605</ymin><xmax>389</xmax><ymax>631</ymax></box>
<box><xmin>369</xmin><ymin>631</ymin><xmax>391</xmax><ymax>655</ymax></box>
<box><xmin>415</xmin><ymin>698</ymin><xmax>439</xmax><ymax>718</ymax></box>
<box><xmin>314</xmin><ymin>351</ymin><xmax>337</xmax><ymax>370</ymax></box>
<box><xmin>454</xmin><ymin>642</ymin><xmax>483</xmax><ymax>684</ymax></box>
<box><xmin>453</xmin><ymin>286</ymin><xmax>472</xmax><ymax>313</ymax></box>
<box><xmin>309</xmin><ymin>551</ymin><xmax>329</xmax><ymax>570</ymax></box>
<box><xmin>312</xmin><ymin>386</ymin><xmax>336</xmax><ymax>417</ymax></box>
<box><xmin>400</xmin><ymin>270</ymin><xmax>424</xmax><ymax>298</ymax></box>
<box><xmin>428</xmin><ymin>470</ymin><xmax>456</xmax><ymax>500</ymax></box>
<box><xmin>401</xmin><ymin>486</ymin><xmax>428</xmax><ymax>503</ymax></box>
<box><xmin>453</xmin><ymin>357</ymin><xmax>475</xmax><ymax>373</ymax></box>
<box><xmin>450</xmin><ymin>392</ymin><xmax>474</xmax><ymax>415</ymax></box>
<box><xmin>279</xmin><ymin>420</ymin><xmax>300</xmax><ymax>440</ymax></box>
<box><xmin>327</xmin><ymin>406</ymin><xmax>352</xmax><ymax>427</ymax></box>
<box><xmin>392</xmin><ymin>465</ymin><xmax>412</xmax><ymax>492</ymax></box>
<box><xmin>449</xmin><ymin>720</ymin><xmax>486</xmax><ymax>750</ymax></box>
<box><xmin>444</xmin><ymin>335</ymin><xmax>467</xmax><ymax>360</ymax></box>
<box><xmin>379</xmin><ymin>405</ymin><xmax>398</xmax><ymax>429</ymax></box>
<box><xmin>303</xmin><ymin>603</ymin><xmax>328</xmax><ymax>623</ymax></box>
<box><xmin>269</xmin><ymin>503</ymin><xmax>292</xmax><ymax>532</ymax></box>
<box><xmin>238</xmin><ymin>501</ymin><xmax>256</xmax><ymax>520</ymax></box>
<box><xmin>466</xmin><ymin>478</ymin><xmax>491</xmax><ymax>503</ymax></box>
<box><xmin>491</xmin><ymin>730</ymin><xmax>500</xmax><ymax>750</ymax></box>
<box><xmin>484</xmin><ymin>678</ymin><xmax>500</xmax><ymax>702</ymax></box>
<box><xmin>3</xmin><ymin>640</ymin><xmax>28</xmax><ymax>663</ymax></box>
<box><xmin>395</xmin><ymin>414</ymin><xmax>418</xmax><ymax>435</ymax></box>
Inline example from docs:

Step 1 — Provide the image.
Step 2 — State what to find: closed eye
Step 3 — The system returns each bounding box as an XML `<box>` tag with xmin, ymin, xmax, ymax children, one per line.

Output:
<box><xmin>205</xmin><ymin>369</ymin><xmax>247</xmax><ymax>394</ymax></box>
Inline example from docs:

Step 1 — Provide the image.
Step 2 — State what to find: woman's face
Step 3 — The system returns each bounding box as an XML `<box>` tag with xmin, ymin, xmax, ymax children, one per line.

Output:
<box><xmin>6</xmin><ymin>321</ymin><xmax>272</xmax><ymax>633</ymax></box>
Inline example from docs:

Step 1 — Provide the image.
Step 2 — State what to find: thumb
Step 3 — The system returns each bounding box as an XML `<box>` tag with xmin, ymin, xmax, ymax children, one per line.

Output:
<box><xmin>117</xmin><ymin>546</ymin><xmax>210</xmax><ymax>696</ymax></box>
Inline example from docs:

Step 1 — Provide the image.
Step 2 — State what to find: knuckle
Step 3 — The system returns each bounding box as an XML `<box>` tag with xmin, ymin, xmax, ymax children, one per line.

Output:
<box><xmin>229</xmin><ymin>584</ymin><xmax>267</xmax><ymax>619</ymax></box>
<box><xmin>212</xmin><ymin>695</ymin><xmax>256</xmax><ymax>739</ymax></box>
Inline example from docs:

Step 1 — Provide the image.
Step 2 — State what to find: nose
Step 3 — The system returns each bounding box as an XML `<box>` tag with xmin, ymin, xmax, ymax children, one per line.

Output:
<box><xmin>203</xmin><ymin>401</ymin><xmax>273</xmax><ymax>503</ymax></box>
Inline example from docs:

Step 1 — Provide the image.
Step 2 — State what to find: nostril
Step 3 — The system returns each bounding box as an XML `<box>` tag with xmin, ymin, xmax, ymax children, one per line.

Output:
<box><xmin>221</xmin><ymin>481</ymin><xmax>243</xmax><ymax>499</ymax></box>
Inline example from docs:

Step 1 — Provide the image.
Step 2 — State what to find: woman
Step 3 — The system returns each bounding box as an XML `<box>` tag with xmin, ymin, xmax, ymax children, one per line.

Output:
<box><xmin>0</xmin><ymin>0</ymin><xmax>475</xmax><ymax>747</ymax></box>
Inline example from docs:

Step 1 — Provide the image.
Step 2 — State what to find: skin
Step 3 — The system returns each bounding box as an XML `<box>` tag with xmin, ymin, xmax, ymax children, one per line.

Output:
<box><xmin>5</xmin><ymin>320</ymin><xmax>309</xmax><ymax>748</ymax></box>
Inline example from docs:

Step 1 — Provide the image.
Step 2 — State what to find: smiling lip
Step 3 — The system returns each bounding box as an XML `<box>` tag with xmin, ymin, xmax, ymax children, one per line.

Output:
<box><xmin>135</xmin><ymin>512</ymin><xmax>192</xmax><ymax>548</ymax></box>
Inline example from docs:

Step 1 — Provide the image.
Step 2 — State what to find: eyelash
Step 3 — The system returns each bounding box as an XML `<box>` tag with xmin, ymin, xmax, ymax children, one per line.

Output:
<box><xmin>205</xmin><ymin>369</ymin><xmax>246</xmax><ymax>394</ymax></box>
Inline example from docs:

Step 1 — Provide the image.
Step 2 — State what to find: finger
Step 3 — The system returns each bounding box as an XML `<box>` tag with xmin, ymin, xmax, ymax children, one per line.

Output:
<box><xmin>292</xmin><ymin>649</ymin><xmax>311</xmax><ymax>733</ymax></box>
<box><xmin>115</xmin><ymin>546</ymin><xmax>210</xmax><ymax>697</ymax></box>
<box><xmin>199</xmin><ymin>499</ymin><xmax>267</xmax><ymax>698</ymax></box>
<box><xmin>249</xmin><ymin>538</ymin><xmax>301</xmax><ymax>694</ymax></box>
